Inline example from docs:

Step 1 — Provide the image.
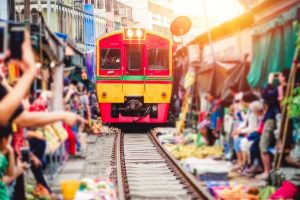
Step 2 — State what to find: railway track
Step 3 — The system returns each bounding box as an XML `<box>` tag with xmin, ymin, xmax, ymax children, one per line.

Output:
<box><xmin>116</xmin><ymin>131</ymin><xmax>212</xmax><ymax>200</ymax></box>
<box><xmin>82</xmin><ymin>133</ymin><xmax>118</xmax><ymax>180</ymax></box>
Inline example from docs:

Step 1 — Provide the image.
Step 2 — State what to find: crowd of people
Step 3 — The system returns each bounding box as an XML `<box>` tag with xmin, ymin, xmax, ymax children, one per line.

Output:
<box><xmin>197</xmin><ymin>68</ymin><xmax>300</xmax><ymax>180</ymax></box>
<box><xmin>0</xmin><ymin>30</ymin><xmax>92</xmax><ymax>199</ymax></box>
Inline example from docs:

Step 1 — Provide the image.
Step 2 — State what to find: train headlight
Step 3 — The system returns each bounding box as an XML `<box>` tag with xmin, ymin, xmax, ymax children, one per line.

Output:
<box><xmin>162</xmin><ymin>92</ymin><xmax>166</xmax><ymax>97</ymax></box>
<box><xmin>152</xmin><ymin>105</ymin><xmax>158</xmax><ymax>112</ymax></box>
<box><xmin>126</xmin><ymin>29</ymin><xmax>133</xmax><ymax>38</ymax></box>
<box><xmin>124</xmin><ymin>28</ymin><xmax>145</xmax><ymax>39</ymax></box>
<box><xmin>102</xmin><ymin>92</ymin><xmax>107</xmax><ymax>97</ymax></box>
<box><xmin>136</xmin><ymin>29</ymin><xmax>142</xmax><ymax>38</ymax></box>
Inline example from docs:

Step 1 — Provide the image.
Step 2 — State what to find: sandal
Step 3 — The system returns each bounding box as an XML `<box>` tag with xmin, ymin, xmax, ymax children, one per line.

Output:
<box><xmin>255</xmin><ymin>173</ymin><xmax>268</xmax><ymax>180</ymax></box>
<box><xmin>232</xmin><ymin>164</ymin><xmax>242</xmax><ymax>171</ymax></box>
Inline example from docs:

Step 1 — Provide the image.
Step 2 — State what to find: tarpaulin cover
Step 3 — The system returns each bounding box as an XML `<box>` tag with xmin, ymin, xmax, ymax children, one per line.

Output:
<box><xmin>196</xmin><ymin>61</ymin><xmax>250</xmax><ymax>99</ymax></box>
<box><xmin>247</xmin><ymin>6</ymin><xmax>299</xmax><ymax>88</ymax></box>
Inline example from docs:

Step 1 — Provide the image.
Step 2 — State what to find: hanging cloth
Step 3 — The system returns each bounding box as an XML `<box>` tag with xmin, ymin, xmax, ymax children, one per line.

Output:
<box><xmin>247</xmin><ymin>6</ymin><xmax>299</xmax><ymax>88</ymax></box>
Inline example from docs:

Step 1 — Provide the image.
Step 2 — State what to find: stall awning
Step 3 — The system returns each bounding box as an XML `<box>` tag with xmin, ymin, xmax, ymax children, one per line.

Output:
<box><xmin>65</xmin><ymin>40</ymin><xmax>85</xmax><ymax>69</ymax></box>
<box><xmin>196</xmin><ymin>60</ymin><xmax>250</xmax><ymax>99</ymax></box>
<box><xmin>29</xmin><ymin>13</ymin><xmax>65</xmax><ymax>67</ymax></box>
<box><xmin>247</xmin><ymin>6</ymin><xmax>300</xmax><ymax>88</ymax></box>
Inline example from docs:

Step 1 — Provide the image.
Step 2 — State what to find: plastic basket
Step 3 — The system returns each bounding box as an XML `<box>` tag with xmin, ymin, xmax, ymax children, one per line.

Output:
<box><xmin>60</xmin><ymin>180</ymin><xmax>80</xmax><ymax>200</ymax></box>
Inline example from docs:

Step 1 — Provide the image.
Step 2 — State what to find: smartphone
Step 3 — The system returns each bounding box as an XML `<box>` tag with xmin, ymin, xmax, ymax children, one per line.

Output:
<box><xmin>0</xmin><ymin>22</ymin><xmax>8</xmax><ymax>57</ymax></box>
<box><xmin>21</xmin><ymin>147</ymin><xmax>30</xmax><ymax>163</ymax></box>
<box><xmin>9</xmin><ymin>25</ymin><xmax>25</xmax><ymax>60</ymax></box>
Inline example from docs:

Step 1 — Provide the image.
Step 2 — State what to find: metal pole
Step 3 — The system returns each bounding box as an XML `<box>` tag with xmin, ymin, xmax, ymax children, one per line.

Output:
<box><xmin>24</xmin><ymin>0</ymin><xmax>30</xmax><ymax>21</ymax></box>
<box><xmin>38</xmin><ymin>0</ymin><xmax>42</xmax><ymax>12</ymax></box>
<box><xmin>47</xmin><ymin>0</ymin><xmax>51</xmax><ymax>25</ymax></box>
<box><xmin>201</xmin><ymin>0</ymin><xmax>215</xmax><ymax>62</ymax></box>
<box><xmin>8</xmin><ymin>0</ymin><xmax>16</xmax><ymax>20</ymax></box>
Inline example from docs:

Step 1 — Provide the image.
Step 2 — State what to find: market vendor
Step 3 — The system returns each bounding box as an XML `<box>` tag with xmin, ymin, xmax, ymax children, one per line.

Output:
<box><xmin>197</xmin><ymin>120</ymin><xmax>218</xmax><ymax>146</ymax></box>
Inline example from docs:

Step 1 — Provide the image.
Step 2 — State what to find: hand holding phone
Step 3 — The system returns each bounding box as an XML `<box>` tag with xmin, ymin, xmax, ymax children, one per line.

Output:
<box><xmin>9</xmin><ymin>25</ymin><xmax>25</xmax><ymax>60</ymax></box>
<box><xmin>9</xmin><ymin>29</ymin><xmax>37</xmax><ymax>75</ymax></box>
<box><xmin>0</xmin><ymin>22</ymin><xmax>8</xmax><ymax>59</ymax></box>
<box><xmin>21</xmin><ymin>147</ymin><xmax>30</xmax><ymax>163</ymax></box>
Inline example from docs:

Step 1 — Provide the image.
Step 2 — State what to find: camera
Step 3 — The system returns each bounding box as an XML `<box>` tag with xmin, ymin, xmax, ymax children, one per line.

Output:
<box><xmin>9</xmin><ymin>25</ymin><xmax>25</xmax><ymax>60</ymax></box>
<box><xmin>0</xmin><ymin>22</ymin><xmax>8</xmax><ymax>57</ymax></box>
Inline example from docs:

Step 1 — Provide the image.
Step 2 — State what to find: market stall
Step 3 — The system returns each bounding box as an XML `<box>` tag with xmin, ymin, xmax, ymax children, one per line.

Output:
<box><xmin>153</xmin><ymin>128</ymin><xmax>277</xmax><ymax>200</ymax></box>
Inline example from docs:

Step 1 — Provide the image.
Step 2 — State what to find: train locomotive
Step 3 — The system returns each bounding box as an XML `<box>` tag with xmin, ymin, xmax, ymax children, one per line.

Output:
<box><xmin>95</xmin><ymin>28</ymin><xmax>173</xmax><ymax>123</ymax></box>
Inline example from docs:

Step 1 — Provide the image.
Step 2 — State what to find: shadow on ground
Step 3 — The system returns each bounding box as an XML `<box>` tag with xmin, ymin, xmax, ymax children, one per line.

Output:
<box><xmin>109</xmin><ymin>123</ymin><xmax>169</xmax><ymax>133</ymax></box>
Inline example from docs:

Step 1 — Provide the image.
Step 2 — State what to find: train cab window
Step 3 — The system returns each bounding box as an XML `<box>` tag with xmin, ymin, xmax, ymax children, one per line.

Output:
<box><xmin>148</xmin><ymin>49</ymin><xmax>169</xmax><ymax>70</ymax></box>
<box><xmin>100</xmin><ymin>48</ymin><xmax>121</xmax><ymax>70</ymax></box>
<box><xmin>127</xmin><ymin>47</ymin><xmax>142</xmax><ymax>70</ymax></box>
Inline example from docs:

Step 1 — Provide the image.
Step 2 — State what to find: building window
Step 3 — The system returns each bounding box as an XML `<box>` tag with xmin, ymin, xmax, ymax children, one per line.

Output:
<box><xmin>105</xmin><ymin>0</ymin><xmax>112</xmax><ymax>12</ymax></box>
<box><xmin>98</xmin><ymin>0</ymin><xmax>104</xmax><ymax>9</ymax></box>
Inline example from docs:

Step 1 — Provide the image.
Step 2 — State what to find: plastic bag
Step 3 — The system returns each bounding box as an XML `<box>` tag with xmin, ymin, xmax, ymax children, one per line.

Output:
<box><xmin>259</xmin><ymin>186</ymin><xmax>276</xmax><ymax>200</ymax></box>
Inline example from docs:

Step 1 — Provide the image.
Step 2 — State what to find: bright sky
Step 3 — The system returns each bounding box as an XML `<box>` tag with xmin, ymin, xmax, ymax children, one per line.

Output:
<box><xmin>173</xmin><ymin>0</ymin><xmax>244</xmax><ymax>25</ymax></box>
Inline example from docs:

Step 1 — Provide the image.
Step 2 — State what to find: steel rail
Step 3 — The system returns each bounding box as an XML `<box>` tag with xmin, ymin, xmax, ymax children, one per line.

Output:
<box><xmin>116</xmin><ymin>131</ymin><xmax>125</xmax><ymax>200</ymax></box>
<box><xmin>149</xmin><ymin>130</ymin><xmax>214</xmax><ymax>200</ymax></box>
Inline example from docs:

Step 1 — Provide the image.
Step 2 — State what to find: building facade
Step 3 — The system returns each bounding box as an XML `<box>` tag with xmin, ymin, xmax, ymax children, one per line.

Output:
<box><xmin>121</xmin><ymin>0</ymin><xmax>174</xmax><ymax>35</ymax></box>
<box><xmin>0</xmin><ymin>0</ymin><xmax>9</xmax><ymax>19</ymax></box>
<box><xmin>14</xmin><ymin>0</ymin><xmax>133</xmax><ymax>50</ymax></box>
<box><xmin>84</xmin><ymin>4</ymin><xmax>95</xmax><ymax>51</ymax></box>
<box><xmin>14</xmin><ymin>0</ymin><xmax>86</xmax><ymax>50</ymax></box>
<box><xmin>92</xmin><ymin>0</ymin><xmax>133</xmax><ymax>38</ymax></box>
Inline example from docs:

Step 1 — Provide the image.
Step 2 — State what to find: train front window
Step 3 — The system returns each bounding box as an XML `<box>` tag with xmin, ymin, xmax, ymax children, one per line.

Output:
<box><xmin>100</xmin><ymin>48</ymin><xmax>121</xmax><ymax>70</ymax></box>
<box><xmin>127</xmin><ymin>47</ymin><xmax>142</xmax><ymax>71</ymax></box>
<box><xmin>148</xmin><ymin>49</ymin><xmax>169</xmax><ymax>70</ymax></box>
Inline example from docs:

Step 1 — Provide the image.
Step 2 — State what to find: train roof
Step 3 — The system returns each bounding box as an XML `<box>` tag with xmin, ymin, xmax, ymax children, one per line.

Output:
<box><xmin>95</xmin><ymin>29</ymin><xmax>172</xmax><ymax>43</ymax></box>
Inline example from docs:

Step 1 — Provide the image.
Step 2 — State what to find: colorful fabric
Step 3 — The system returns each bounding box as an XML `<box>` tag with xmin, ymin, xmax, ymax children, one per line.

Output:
<box><xmin>63</xmin><ymin>123</ymin><xmax>76</xmax><ymax>155</ymax></box>
<box><xmin>12</xmin><ymin>127</ymin><xmax>24</xmax><ymax>157</ymax></box>
<box><xmin>29</xmin><ymin>93</ymin><xmax>48</xmax><ymax>112</ymax></box>
<box><xmin>270</xmin><ymin>181</ymin><xmax>298</xmax><ymax>199</ymax></box>
<box><xmin>247</xmin><ymin>7</ymin><xmax>299</xmax><ymax>88</ymax></box>
<box><xmin>0</xmin><ymin>153</ymin><xmax>9</xmax><ymax>200</ymax></box>
<box><xmin>210</xmin><ymin>100</ymin><xmax>224</xmax><ymax>130</ymax></box>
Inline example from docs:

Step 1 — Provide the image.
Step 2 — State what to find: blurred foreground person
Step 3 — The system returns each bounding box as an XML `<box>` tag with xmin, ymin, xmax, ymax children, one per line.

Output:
<box><xmin>0</xmin><ymin>29</ymin><xmax>86</xmax><ymax>199</ymax></box>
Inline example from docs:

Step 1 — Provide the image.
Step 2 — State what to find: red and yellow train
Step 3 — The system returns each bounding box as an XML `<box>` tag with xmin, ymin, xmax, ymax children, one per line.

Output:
<box><xmin>95</xmin><ymin>28</ymin><xmax>173</xmax><ymax>123</ymax></box>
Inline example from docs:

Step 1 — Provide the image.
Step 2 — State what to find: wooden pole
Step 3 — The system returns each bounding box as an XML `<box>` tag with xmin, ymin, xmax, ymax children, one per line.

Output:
<box><xmin>274</xmin><ymin>47</ymin><xmax>299</xmax><ymax>170</ymax></box>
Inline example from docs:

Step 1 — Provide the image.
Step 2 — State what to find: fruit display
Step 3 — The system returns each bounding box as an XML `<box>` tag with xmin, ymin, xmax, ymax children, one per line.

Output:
<box><xmin>75</xmin><ymin>178</ymin><xmax>117</xmax><ymax>200</ymax></box>
<box><xmin>100</xmin><ymin>126</ymin><xmax>120</xmax><ymax>136</ymax></box>
<box><xmin>91</xmin><ymin>120</ymin><xmax>102</xmax><ymax>135</ymax></box>
<box><xmin>25</xmin><ymin>184</ymin><xmax>51</xmax><ymax>200</ymax></box>
<box><xmin>170</xmin><ymin>144</ymin><xmax>223</xmax><ymax>160</ymax></box>
<box><xmin>215</xmin><ymin>185</ymin><xmax>259</xmax><ymax>200</ymax></box>
<box><xmin>85</xmin><ymin>118</ymin><xmax>120</xmax><ymax>136</ymax></box>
